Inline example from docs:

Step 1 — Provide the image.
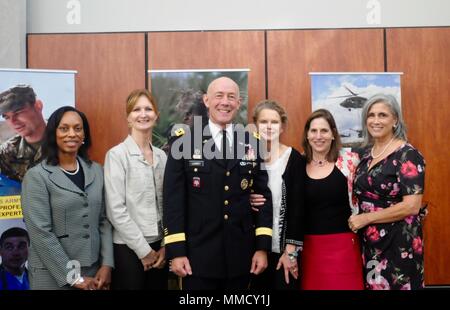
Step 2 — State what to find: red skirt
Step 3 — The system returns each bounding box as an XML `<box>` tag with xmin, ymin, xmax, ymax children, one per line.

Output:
<box><xmin>301</xmin><ymin>232</ymin><xmax>364</xmax><ymax>290</ymax></box>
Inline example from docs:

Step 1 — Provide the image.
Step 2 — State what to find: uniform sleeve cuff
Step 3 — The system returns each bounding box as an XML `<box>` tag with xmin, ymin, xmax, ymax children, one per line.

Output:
<box><xmin>255</xmin><ymin>227</ymin><xmax>272</xmax><ymax>237</ymax></box>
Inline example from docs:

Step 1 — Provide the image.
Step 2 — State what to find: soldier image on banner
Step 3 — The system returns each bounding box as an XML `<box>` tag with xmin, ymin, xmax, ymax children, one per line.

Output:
<box><xmin>0</xmin><ymin>85</ymin><xmax>46</xmax><ymax>182</ymax></box>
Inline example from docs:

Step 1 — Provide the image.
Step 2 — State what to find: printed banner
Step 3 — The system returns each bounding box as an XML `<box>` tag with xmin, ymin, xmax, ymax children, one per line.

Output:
<box><xmin>0</xmin><ymin>68</ymin><xmax>76</xmax><ymax>265</ymax></box>
<box><xmin>149</xmin><ymin>69</ymin><xmax>249</xmax><ymax>149</ymax></box>
<box><xmin>310</xmin><ymin>72</ymin><xmax>402</xmax><ymax>148</ymax></box>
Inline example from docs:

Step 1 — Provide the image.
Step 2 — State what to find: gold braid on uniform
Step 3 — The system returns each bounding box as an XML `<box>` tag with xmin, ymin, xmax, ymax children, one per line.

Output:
<box><xmin>255</xmin><ymin>227</ymin><xmax>273</xmax><ymax>236</ymax></box>
<box><xmin>164</xmin><ymin>233</ymin><xmax>186</xmax><ymax>244</ymax></box>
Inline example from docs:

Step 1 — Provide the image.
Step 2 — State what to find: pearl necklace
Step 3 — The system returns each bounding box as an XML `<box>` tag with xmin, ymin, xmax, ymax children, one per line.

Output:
<box><xmin>60</xmin><ymin>160</ymin><xmax>79</xmax><ymax>175</ymax></box>
<box><xmin>371</xmin><ymin>136</ymin><xmax>395</xmax><ymax>159</ymax></box>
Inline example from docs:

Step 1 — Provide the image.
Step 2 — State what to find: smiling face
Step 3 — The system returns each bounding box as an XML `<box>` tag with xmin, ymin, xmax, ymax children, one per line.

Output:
<box><xmin>256</xmin><ymin>108</ymin><xmax>284</xmax><ymax>142</ymax></box>
<box><xmin>127</xmin><ymin>95</ymin><xmax>158</xmax><ymax>133</ymax></box>
<box><xmin>56</xmin><ymin>111</ymin><xmax>85</xmax><ymax>156</ymax></box>
<box><xmin>203</xmin><ymin>77</ymin><xmax>241</xmax><ymax>128</ymax></box>
<box><xmin>307</xmin><ymin>117</ymin><xmax>334</xmax><ymax>155</ymax></box>
<box><xmin>366</xmin><ymin>102</ymin><xmax>397</xmax><ymax>141</ymax></box>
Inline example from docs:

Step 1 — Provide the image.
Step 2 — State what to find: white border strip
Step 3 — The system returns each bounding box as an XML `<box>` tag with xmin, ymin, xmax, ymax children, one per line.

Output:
<box><xmin>0</xmin><ymin>68</ymin><xmax>78</xmax><ymax>74</ymax></box>
<box><xmin>309</xmin><ymin>72</ymin><xmax>403</xmax><ymax>75</ymax></box>
<box><xmin>148</xmin><ymin>69</ymin><xmax>250</xmax><ymax>73</ymax></box>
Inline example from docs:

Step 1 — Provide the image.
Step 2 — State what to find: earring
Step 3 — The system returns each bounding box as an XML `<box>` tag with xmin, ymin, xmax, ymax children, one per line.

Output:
<box><xmin>81</xmin><ymin>141</ymin><xmax>85</xmax><ymax>145</ymax></box>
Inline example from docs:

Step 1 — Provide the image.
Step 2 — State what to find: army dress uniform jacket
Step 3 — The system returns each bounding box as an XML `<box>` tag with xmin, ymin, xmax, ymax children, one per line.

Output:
<box><xmin>163</xmin><ymin>122</ymin><xmax>273</xmax><ymax>279</ymax></box>
<box><xmin>21</xmin><ymin>157</ymin><xmax>114</xmax><ymax>289</ymax></box>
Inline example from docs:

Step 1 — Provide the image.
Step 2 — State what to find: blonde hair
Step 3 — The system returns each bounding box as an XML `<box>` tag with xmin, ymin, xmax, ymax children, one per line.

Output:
<box><xmin>126</xmin><ymin>89</ymin><xmax>159</xmax><ymax>116</ymax></box>
<box><xmin>252</xmin><ymin>99</ymin><xmax>288</xmax><ymax>125</ymax></box>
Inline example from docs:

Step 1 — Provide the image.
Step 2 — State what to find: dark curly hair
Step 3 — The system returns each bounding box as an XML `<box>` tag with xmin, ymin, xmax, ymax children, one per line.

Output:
<box><xmin>42</xmin><ymin>106</ymin><xmax>92</xmax><ymax>166</ymax></box>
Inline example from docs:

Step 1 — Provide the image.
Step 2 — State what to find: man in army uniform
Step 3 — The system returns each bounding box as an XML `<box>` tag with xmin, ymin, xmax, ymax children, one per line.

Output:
<box><xmin>0</xmin><ymin>85</ymin><xmax>46</xmax><ymax>182</ymax></box>
<box><xmin>163</xmin><ymin>77</ymin><xmax>273</xmax><ymax>289</ymax></box>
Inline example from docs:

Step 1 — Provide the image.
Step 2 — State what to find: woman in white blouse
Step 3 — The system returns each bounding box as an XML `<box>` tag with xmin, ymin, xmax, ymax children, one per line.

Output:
<box><xmin>250</xmin><ymin>100</ymin><xmax>306</xmax><ymax>289</ymax></box>
<box><xmin>104</xmin><ymin>89</ymin><xmax>167</xmax><ymax>289</ymax></box>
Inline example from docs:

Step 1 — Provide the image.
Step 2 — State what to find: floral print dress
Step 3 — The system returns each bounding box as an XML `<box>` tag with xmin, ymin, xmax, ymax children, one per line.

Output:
<box><xmin>353</xmin><ymin>143</ymin><xmax>426</xmax><ymax>290</ymax></box>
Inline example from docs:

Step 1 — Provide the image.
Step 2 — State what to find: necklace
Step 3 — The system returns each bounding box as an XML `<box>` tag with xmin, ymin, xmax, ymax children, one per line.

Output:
<box><xmin>371</xmin><ymin>136</ymin><xmax>395</xmax><ymax>159</ymax></box>
<box><xmin>311</xmin><ymin>158</ymin><xmax>328</xmax><ymax>167</ymax></box>
<box><xmin>60</xmin><ymin>160</ymin><xmax>79</xmax><ymax>175</ymax></box>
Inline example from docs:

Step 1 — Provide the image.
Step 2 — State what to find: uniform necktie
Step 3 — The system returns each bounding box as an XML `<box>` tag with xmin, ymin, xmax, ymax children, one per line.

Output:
<box><xmin>222</xmin><ymin>129</ymin><xmax>231</xmax><ymax>161</ymax></box>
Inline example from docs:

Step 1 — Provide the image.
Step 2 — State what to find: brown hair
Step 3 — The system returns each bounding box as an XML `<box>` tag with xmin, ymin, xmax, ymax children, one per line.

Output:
<box><xmin>126</xmin><ymin>89</ymin><xmax>159</xmax><ymax>116</ymax></box>
<box><xmin>252</xmin><ymin>99</ymin><xmax>288</xmax><ymax>125</ymax></box>
<box><xmin>301</xmin><ymin>109</ymin><xmax>342</xmax><ymax>163</ymax></box>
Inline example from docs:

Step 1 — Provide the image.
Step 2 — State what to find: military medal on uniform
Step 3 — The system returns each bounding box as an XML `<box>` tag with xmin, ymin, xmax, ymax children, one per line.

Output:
<box><xmin>241</xmin><ymin>178</ymin><xmax>248</xmax><ymax>190</ymax></box>
<box><xmin>244</xmin><ymin>144</ymin><xmax>256</xmax><ymax>161</ymax></box>
<box><xmin>192</xmin><ymin>176</ymin><xmax>201</xmax><ymax>188</ymax></box>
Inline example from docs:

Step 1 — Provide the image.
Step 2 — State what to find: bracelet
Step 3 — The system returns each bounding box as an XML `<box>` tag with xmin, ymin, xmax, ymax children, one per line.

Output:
<box><xmin>287</xmin><ymin>251</ymin><xmax>298</xmax><ymax>262</ymax></box>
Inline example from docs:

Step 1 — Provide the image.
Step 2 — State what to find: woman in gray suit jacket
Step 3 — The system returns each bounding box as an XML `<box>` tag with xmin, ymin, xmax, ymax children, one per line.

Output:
<box><xmin>21</xmin><ymin>106</ymin><xmax>114</xmax><ymax>290</ymax></box>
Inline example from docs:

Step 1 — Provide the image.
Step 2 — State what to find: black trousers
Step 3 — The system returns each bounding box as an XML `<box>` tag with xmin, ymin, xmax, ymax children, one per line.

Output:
<box><xmin>182</xmin><ymin>274</ymin><xmax>250</xmax><ymax>290</ymax></box>
<box><xmin>112</xmin><ymin>241</ymin><xmax>168</xmax><ymax>290</ymax></box>
<box><xmin>250</xmin><ymin>252</ymin><xmax>300</xmax><ymax>290</ymax></box>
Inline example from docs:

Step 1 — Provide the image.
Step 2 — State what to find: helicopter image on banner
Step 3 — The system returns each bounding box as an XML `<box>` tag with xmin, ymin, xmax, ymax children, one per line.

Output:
<box><xmin>339</xmin><ymin>128</ymin><xmax>363</xmax><ymax>139</ymax></box>
<box><xmin>310</xmin><ymin>72</ymin><xmax>402</xmax><ymax>147</ymax></box>
<box><xmin>329</xmin><ymin>85</ymin><xmax>367</xmax><ymax>111</ymax></box>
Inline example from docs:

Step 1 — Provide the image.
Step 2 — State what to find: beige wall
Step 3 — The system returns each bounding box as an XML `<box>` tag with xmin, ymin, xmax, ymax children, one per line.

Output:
<box><xmin>0</xmin><ymin>0</ymin><xmax>26</xmax><ymax>68</ymax></box>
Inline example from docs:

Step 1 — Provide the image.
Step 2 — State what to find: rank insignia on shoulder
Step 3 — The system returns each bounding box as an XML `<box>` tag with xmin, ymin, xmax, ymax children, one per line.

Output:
<box><xmin>253</xmin><ymin>131</ymin><xmax>260</xmax><ymax>140</ymax></box>
<box><xmin>175</xmin><ymin>128</ymin><xmax>185</xmax><ymax>137</ymax></box>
